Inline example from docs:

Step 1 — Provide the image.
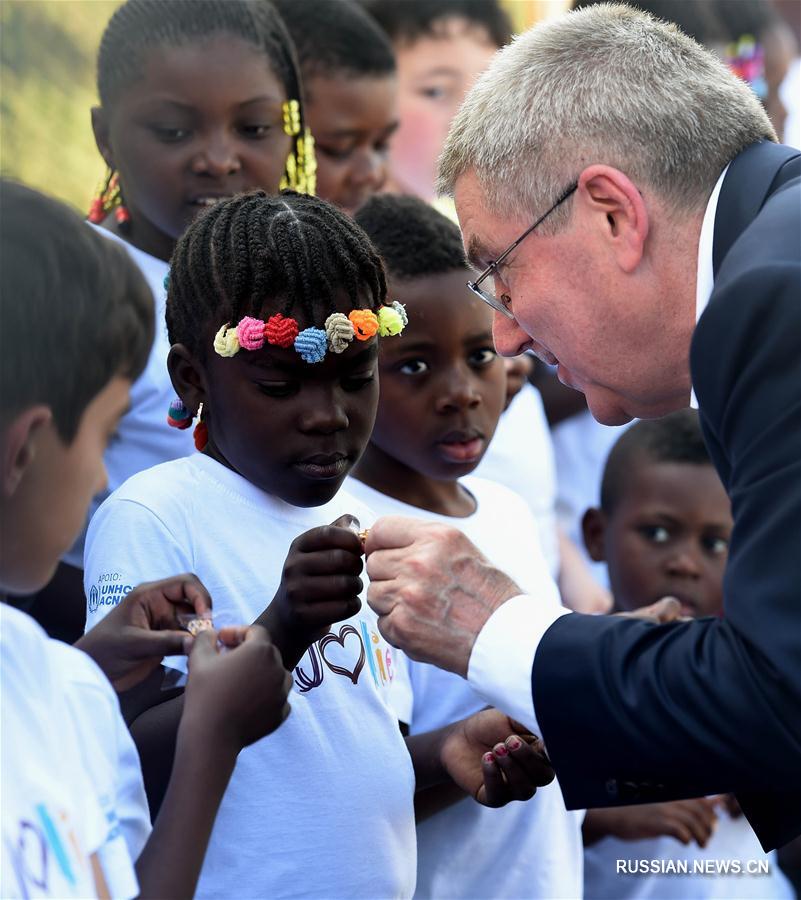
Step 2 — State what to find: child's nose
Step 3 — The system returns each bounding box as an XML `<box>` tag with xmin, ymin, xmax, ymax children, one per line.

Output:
<box><xmin>298</xmin><ymin>402</ymin><xmax>349</xmax><ymax>434</ymax></box>
<box><xmin>192</xmin><ymin>134</ymin><xmax>241</xmax><ymax>177</ymax></box>
<box><xmin>435</xmin><ymin>372</ymin><xmax>482</xmax><ymax>413</ymax></box>
<box><xmin>665</xmin><ymin>542</ymin><xmax>702</xmax><ymax>579</ymax></box>
<box><xmin>350</xmin><ymin>148</ymin><xmax>387</xmax><ymax>190</ymax></box>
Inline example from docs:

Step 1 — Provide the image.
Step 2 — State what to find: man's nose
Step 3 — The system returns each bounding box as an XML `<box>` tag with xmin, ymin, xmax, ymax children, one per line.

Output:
<box><xmin>492</xmin><ymin>309</ymin><xmax>530</xmax><ymax>357</ymax></box>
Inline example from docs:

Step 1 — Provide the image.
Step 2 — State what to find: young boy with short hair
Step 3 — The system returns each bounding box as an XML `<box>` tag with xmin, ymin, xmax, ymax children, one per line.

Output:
<box><xmin>581</xmin><ymin>410</ymin><xmax>792</xmax><ymax>900</ymax></box>
<box><xmin>361</xmin><ymin>0</ymin><xmax>511</xmax><ymax>203</ymax></box>
<box><xmin>0</xmin><ymin>180</ymin><xmax>291</xmax><ymax>899</ymax></box>
<box><xmin>274</xmin><ymin>0</ymin><xmax>398</xmax><ymax>215</ymax></box>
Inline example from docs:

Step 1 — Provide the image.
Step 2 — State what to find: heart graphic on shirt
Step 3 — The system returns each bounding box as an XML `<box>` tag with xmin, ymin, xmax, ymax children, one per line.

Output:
<box><xmin>319</xmin><ymin>624</ymin><xmax>365</xmax><ymax>685</ymax></box>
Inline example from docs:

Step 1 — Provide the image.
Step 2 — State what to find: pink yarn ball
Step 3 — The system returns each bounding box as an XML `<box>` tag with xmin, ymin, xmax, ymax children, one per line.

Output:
<box><xmin>236</xmin><ymin>316</ymin><xmax>266</xmax><ymax>351</ymax></box>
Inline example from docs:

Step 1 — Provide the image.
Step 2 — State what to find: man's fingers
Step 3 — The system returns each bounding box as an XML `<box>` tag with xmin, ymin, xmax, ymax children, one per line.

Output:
<box><xmin>365</xmin><ymin>547</ymin><xmax>410</xmax><ymax>582</ymax></box>
<box><xmin>364</xmin><ymin>515</ymin><xmax>422</xmax><ymax>555</ymax></box>
<box><xmin>476</xmin><ymin>752</ymin><xmax>507</xmax><ymax>807</ymax></box>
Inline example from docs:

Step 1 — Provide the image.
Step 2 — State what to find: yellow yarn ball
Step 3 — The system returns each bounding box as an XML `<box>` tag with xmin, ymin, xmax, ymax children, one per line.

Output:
<box><xmin>377</xmin><ymin>306</ymin><xmax>404</xmax><ymax>337</ymax></box>
<box><xmin>213</xmin><ymin>324</ymin><xmax>240</xmax><ymax>357</ymax></box>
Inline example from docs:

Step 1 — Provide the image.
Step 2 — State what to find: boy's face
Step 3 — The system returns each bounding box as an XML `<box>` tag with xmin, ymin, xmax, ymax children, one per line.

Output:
<box><xmin>390</xmin><ymin>18</ymin><xmax>498</xmax><ymax>200</ymax></box>
<box><xmin>307</xmin><ymin>74</ymin><xmax>399</xmax><ymax>216</ymax></box>
<box><xmin>583</xmin><ymin>457</ymin><xmax>733</xmax><ymax>617</ymax></box>
<box><xmin>0</xmin><ymin>377</ymin><xmax>130</xmax><ymax>594</ymax></box>
<box><xmin>367</xmin><ymin>268</ymin><xmax>506</xmax><ymax>481</ymax></box>
<box><xmin>182</xmin><ymin>301</ymin><xmax>380</xmax><ymax>509</ymax></box>
<box><xmin>93</xmin><ymin>35</ymin><xmax>292</xmax><ymax>261</ymax></box>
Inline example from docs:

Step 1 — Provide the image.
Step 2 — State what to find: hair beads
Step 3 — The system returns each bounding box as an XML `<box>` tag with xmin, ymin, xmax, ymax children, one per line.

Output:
<box><xmin>348</xmin><ymin>309</ymin><xmax>379</xmax><ymax>341</ymax></box>
<box><xmin>212</xmin><ymin>304</ymin><xmax>406</xmax><ymax>362</ymax></box>
<box><xmin>294</xmin><ymin>328</ymin><xmax>327</xmax><ymax>363</ymax></box>
<box><xmin>325</xmin><ymin>313</ymin><xmax>355</xmax><ymax>354</ymax></box>
<box><xmin>265</xmin><ymin>314</ymin><xmax>299</xmax><ymax>348</ymax></box>
<box><xmin>236</xmin><ymin>316</ymin><xmax>266</xmax><ymax>351</ymax></box>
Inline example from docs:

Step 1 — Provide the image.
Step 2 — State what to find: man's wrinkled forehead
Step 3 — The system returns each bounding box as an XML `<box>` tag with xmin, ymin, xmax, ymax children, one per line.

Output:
<box><xmin>453</xmin><ymin>170</ymin><xmax>502</xmax><ymax>271</ymax></box>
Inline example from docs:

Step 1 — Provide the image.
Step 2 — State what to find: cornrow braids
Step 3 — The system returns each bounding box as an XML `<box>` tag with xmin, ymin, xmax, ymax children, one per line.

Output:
<box><xmin>355</xmin><ymin>193</ymin><xmax>467</xmax><ymax>280</ymax></box>
<box><xmin>167</xmin><ymin>191</ymin><xmax>387</xmax><ymax>356</ymax></box>
<box><xmin>96</xmin><ymin>0</ymin><xmax>314</xmax><ymax>194</ymax></box>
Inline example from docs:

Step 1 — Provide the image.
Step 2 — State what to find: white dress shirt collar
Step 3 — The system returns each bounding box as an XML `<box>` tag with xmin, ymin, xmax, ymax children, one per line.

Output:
<box><xmin>690</xmin><ymin>164</ymin><xmax>729</xmax><ymax>408</ymax></box>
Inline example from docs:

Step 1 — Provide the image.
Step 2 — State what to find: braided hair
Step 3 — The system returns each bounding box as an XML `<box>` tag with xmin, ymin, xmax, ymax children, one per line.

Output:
<box><xmin>167</xmin><ymin>190</ymin><xmax>387</xmax><ymax>355</ymax></box>
<box><xmin>96</xmin><ymin>0</ymin><xmax>314</xmax><ymax>193</ymax></box>
<box><xmin>355</xmin><ymin>193</ymin><xmax>467</xmax><ymax>280</ymax></box>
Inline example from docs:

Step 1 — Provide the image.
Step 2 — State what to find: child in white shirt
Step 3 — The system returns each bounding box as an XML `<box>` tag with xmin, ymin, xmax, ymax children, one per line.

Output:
<box><xmin>580</xmin><ymin>411</ymin><xmax>793</xmax><ymax>900</ymax></box>
<box><xmin>352</xmin><ymin>193</ymin><xmax>585</xmax><ymax>899</ymax></box>
<box><xmin>83</xmin><ymin>190</ymin><xmax>555</xmax><ymax>899</ymax></box>
<box><xmin>0</xmin><ymin>180</ymin><xmax>292</xmax><ymax>899</ymax></box>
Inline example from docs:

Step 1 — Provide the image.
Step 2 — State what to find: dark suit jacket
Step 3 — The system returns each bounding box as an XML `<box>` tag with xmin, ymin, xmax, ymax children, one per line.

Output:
<box><xmin>533</xmin><ymin>141</ymin><xmax>801</xmax><ymax>851</ymax></box>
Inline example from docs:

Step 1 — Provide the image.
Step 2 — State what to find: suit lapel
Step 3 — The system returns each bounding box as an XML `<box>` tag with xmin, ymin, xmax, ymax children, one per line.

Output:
<box><xmin>713</xmin><ymin>141</ymin><xmax>801</xmax><ymax>277</ymax></box>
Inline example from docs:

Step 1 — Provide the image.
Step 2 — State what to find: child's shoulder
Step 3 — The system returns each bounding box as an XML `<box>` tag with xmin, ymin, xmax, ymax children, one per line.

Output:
<box><xmin>107</xmin><ymin>455</ymin><xmax>204</xmax><ymax>511</ymax></box>
<box><xmin>461</xmin><ymin>475</ymin><xmax>534</xmax><ymax>518</ymax></box>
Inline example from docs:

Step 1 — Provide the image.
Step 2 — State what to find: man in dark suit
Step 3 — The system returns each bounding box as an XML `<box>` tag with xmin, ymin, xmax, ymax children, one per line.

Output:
<box><xmin>363</xmin><ymin>4</ymin><xmax>800</xmax><ymax>851</ymax></box>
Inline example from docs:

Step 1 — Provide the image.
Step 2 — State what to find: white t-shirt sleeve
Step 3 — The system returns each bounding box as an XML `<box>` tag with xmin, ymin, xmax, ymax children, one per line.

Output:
<box><xmin>467</xmin><ymin>594</ymin><xmax>570</xmax><ymax>735</ymax></box>
<box><xmin>84</xmin><ymin>496</ymin><xmax>192</xmax><ymax>631</ymax></box>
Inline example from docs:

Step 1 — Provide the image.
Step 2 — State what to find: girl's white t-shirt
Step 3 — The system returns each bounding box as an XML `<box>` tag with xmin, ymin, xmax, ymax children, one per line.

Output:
<box><xmin>345</xmin><ymin>476</ymin><xmax>584</xmax><ymax>900</ymax></box>
<box><xmin>474</xmin><ymin>383</ymin><xmax>561</xmax><ymax>578</ymax></box>
<box><xmin>1</xmin><ymin>605</ymin><xmax>142</xmax><ymax>900</ymax></box>
<box><xmin>584</xmin><ymin>812</ymin><xmax>793</xmax><ymax>900</ymax></box>
<box><xmin>64</xmin><ymin>227</ymin><xmax>194</xmax><ymax>568</ymax></box>
<box><xmin>83</xmin><ymin>454</ymin><xmax>416</xmax><ymax>899</ymax></box>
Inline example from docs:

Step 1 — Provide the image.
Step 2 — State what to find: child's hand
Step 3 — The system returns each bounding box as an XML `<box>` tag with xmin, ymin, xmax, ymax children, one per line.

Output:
<box><xmin>260</xmin><ymin>517</ymin><xmax>364</xmax><ymax>669</ymax></box>
<box><xmin>440</xmin><ymin>709</ymin><xmax>555</xmax><ymax>807</ymax></box>
<box><xmin>75</xmin><ymin>573</ymin><xmax>212</xmax><ymax>692</ymax></box>
<box><xmin>181</xmin><ymin>625</ymin><xmax>291</xmax><ymax>753</ymax></box>
<box><xmin>584</xmin><ymin>799</ymin><xmax>719</xmax><ymax>847</ymax></box>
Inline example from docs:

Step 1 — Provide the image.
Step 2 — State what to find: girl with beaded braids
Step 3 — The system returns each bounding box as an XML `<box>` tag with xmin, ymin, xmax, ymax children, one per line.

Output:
<box><xmin>83</xmin><ymin>190</ymin><xmax>554</xmax><ymax>899</ymax></box>
<box><xmin>43</xmin><ymin>0</ymin><xmax>315</xmax><ymax>643</ymax></box>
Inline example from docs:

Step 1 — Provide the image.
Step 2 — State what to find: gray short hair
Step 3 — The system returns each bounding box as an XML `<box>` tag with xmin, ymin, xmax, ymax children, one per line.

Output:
<box><xmin>437</xmin><ymin>3</ymin><xmax>776</xmax><ymax>226</ymax></box>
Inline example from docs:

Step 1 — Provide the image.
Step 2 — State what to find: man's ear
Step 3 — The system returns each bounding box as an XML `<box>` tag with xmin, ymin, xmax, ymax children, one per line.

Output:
<box><xmin>581</xmin><ymin>507</ymin><xmax>607</xmax><ymax>562</ymax></box>
<box><xmin>1</xmin><ymin>407</ymin><xmax>53</xmax><ymax>498</ymax></box>
<box><xmin>577</xmin><ymin>164</ymin><xmax>649</xmax><ymax>273</ymax></box>
<box><xmin>168</xmin><ymin>344</ymin><xmax>206</xmax><ymax>415</ymax></box>
<box><xmin>91</xmin><ymin>106</ymin><xmax>115</xmax><ymax>171</ymax></box>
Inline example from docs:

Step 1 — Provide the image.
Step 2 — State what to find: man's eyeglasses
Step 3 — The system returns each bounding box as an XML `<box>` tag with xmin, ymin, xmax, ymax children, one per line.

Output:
<box><xmin>467</xmin><ymin>181</ymin><xmax>578</xmax><ymax>319</ymax></box>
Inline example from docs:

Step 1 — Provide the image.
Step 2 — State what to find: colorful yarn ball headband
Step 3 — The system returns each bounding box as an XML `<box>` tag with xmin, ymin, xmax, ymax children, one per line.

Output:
<box><xmin>213</xmin><ymin>302</ymin><xmax>408</xmax><ymax>364</ymax></box>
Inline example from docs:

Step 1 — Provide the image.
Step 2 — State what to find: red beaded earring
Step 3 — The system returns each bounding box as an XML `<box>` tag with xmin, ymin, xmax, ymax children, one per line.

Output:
<box><xmin>193</xmin><ymin>403</ymin><xmax>208</xmax><ymax>452</ymax></box>
<box><xmin>88</xmin><ymin>169</ymin><xmax>130</xmax><ymax>228</ymax></box>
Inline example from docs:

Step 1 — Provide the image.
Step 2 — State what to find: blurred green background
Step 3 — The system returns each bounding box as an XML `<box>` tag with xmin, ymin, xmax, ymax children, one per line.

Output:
<box><xmin>0</xmin><ymin>0</ymin><xmax>560</xmax><ymax>213</ymax></box>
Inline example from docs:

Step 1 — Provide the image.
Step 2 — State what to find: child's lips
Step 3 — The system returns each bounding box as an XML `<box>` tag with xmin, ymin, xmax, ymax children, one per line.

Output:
<box><xmin>436</xmin><ymin>434</ymin><xmax>486</xmax><ymax>464</ymax></box>
<box><xmin>293</xmin><ymin>453</ymin><xmax>349</xmax><ymax>480</ymax></box>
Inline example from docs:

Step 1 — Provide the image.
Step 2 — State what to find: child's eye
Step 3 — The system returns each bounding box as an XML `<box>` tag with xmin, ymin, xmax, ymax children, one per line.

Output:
<box><xmin>316</xmin><ymin>143</ymin><xmax>353</xmax><ymax>161</ymax></box>
<box><xmin>398</xmin><ymin>359</ymin><xmax>429</xmax><ymax>376</ymax></box>
<box><xmin>342</xmin><ymin>372</ymin><xmax>376</xmax><ymax>392</ymax></box>
<box><xmin>239</xmin><ymin>124</ymin><xmax>272</xmax><ymax>139</ymax></box>
<box><xmin>151</xmin><ymin>126</ymin><xmax>190</xmax><ymax>143</ymax></box>
<box><xmin>703</xmin><ymin>535</ymin><xmax>729</xmax><ymax>555</ymax></box>
<box><xmin>420</xmin><ymin>85</ymin><xmax>450</xmax><ymax>102</ymax></box>
<box><xmin>641</xmin><ymin>525</ymin><xmax>670</xmax><ymax>543</ymax></box>
<box><xmin>256</xmin><ymin>381</ymin><xmax>298</xmax><ymax>398</ymax></box>
<box><xmin>469</xmin><ymin>348</ymin><xmax>498</xmax><ymax>367</ymax></box>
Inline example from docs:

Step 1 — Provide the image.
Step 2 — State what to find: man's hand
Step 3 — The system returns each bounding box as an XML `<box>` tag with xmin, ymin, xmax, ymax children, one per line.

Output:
<box><xmin>583</xmin><ymin>798</ymin><xmax>719</xmax><ymax>847</ymax></box>
<box><xmin>75</xmin><ymin>574</ymin><xmax>212</xmax><ymax>692</ymax></box>
<box><xmin>181</xmin><ymin>626</ymin><xmax>292</xmax><ymax>753</ymax></box>
<box><xmin>259</xmin><ymin>517</ymin><xmax>364</xmax><ymax>669</ymax></box>
<box><xmin>365</xmin><ymin>517</ymin><xmax>521</xmax><ymax>676</ymax></box>
<box><xmin>441</xmin><ymin>709</ymin><xmax>555</xmax><ymax>807</ymax></box>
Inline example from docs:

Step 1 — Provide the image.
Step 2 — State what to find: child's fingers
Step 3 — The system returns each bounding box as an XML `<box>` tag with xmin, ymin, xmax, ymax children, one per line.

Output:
<box><xmin>476</xmin><ymin>752</ymin><xmax>508</xmax><ymax>807</ymax></box>
<box><xmin>295</xmin><ymin>549</ymin><xmax>364</xmax><ymax>576</ymax></box>
<box><xmin>187</xmin><ymin>628</ymin><xmax>218</xmax><ymax>668</ymax></box>
<box><xmin>294</xmin><ymin>524</ymin><xmax>363</xmax><ymax>554</ymax></box>
<box><xmin>505</xmin><ymin>735</ymin><xmax>555</xmax><ymax>785</ymax></box>
<box><xmin>491</xmin><ymin>742</ymin><xmax>538</xmax><ymax>801</ymax></box>
<box><xmin>217</xmin><ymin>625</ymin><xmax>250</xmax><ymax>648</ymax></box>
<box><xmin>158</xmin><ymin>574</ymin><xmax>214</xmax><ymax>616</ymax></box>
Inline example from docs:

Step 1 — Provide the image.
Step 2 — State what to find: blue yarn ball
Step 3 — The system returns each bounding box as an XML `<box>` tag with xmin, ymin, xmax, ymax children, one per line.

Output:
<box><xmin>294</xmin><ymin>327</ymin><xmax>327</xmax><ymax>364</ymax></box>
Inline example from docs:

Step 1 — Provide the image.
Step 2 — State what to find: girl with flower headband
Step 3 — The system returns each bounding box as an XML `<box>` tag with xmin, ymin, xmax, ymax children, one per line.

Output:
<box><xmin>83</xmin><ymin>190</ymin><xmax>553</xmax><ymax>898</ymax></box>
<box><xmin>37</xmin><ymin>0</ymin><xmax>316</xmax><ymax>643</ymax></box>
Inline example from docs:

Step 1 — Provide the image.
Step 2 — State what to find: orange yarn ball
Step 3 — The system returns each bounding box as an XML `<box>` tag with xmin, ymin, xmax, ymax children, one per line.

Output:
<box><xmin>348</xmin><ymin>309</ymin><xmax>379</xmax><ymax>340</ymax></box>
